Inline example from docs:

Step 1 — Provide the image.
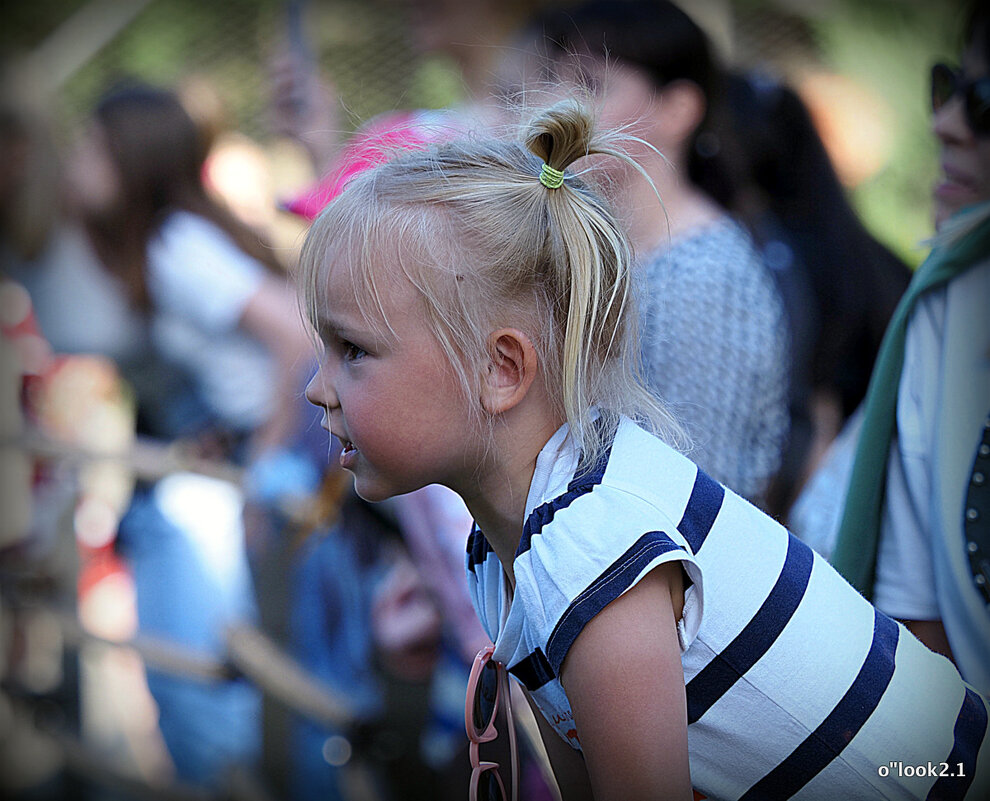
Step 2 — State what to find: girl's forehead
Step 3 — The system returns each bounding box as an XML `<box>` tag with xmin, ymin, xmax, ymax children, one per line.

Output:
<box><xmin>323</xmin><ymin>232</ymin><xmax>409</xmax><ymax>293</ymax></box>
<box><xmin>319</xmin><ymin>234</ymin><xmax>421</xmax><ymax>332</ymax></box>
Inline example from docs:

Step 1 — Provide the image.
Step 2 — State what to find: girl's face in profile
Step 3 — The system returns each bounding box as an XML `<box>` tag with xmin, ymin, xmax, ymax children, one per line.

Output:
<box><xmin>305</xmin><ymin>243</ymin><xmax>484</xmax><ymax>503</ymax></box>
<box><xmin>554</xmin><ymin>53</ymin><xmax>659</xmax><ymax>134</ymax></box>
<box><xmin>933</xmin><ymin>41</ymin><xmax>990</xmax><ymax>227</ymax></box>
<box><xmin>65</xmin><ymin>123</ymin><xmax>121</xmax><ymax>219</ymax></box>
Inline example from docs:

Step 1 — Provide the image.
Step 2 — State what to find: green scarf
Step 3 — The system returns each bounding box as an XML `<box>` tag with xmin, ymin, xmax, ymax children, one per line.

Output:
<box><xmin>832</xmin><ymin>204</ymin><xmax>990</xmax><ymax>598</ymax></box>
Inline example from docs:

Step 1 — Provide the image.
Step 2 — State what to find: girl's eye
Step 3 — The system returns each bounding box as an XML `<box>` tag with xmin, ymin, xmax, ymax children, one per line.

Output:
<box><xmin>342</xmin><ymin>341</ymin><xmax>367</xmax><ymax>362</ymax></box>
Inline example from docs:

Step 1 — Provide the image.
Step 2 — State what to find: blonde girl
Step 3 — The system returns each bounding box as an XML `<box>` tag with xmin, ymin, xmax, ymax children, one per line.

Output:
<box><xmin>301</xmin><ymin>100</ymin><xmax>989</xmax><ymax>800</ymax></box>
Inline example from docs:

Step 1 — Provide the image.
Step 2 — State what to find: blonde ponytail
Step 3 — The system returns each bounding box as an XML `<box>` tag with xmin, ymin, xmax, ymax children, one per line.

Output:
<box><xmin>522</xmin><ymin>99</ymin><xmax>680</xmax><ymax>462</ymax></box>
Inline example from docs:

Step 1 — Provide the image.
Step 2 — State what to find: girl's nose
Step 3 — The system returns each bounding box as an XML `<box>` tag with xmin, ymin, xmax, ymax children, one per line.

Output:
<box><xmin>305</xmin><ymin>364</ymin><xmax>338</xmax><ymax>410</ymax></box>
<box><xmin>933</xmin><ymin>92</ymin><xmax>974</xmax><ymax>145</ymax></box>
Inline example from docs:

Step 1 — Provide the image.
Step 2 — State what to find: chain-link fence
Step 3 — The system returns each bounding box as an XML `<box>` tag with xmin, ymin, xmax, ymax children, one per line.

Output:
<box><xmin>1</xmin><ymin>0</ymin><xmax>960</xmax><ymax>260</ymax></box>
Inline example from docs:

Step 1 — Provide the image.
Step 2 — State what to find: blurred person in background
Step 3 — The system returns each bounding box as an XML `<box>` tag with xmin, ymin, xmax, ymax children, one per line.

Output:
<box><xmin>830</xmin><ymin>0</ymin><xmax>990</xmax><ymax>695</ymax></box>
<box><xmin>67</xmin><ymin>82</ymin><xmax>313</xmax><ymax>457</ymax></box>
<box><xmin>63</xmin><ymin>81</ymin><xmax>316</xmax><ymax>787</ymax></box>
<box><xmin>1</xmin><ymin>77</ymin><xmax>161</xmax><ymax>799</ymax></box>
<box><xmin>288</xmin><ymin>483</ymin><xmax>453</xmax><ymax>801</ymax></box>
<box><xmin>719</xmin><ymin>70</ymin><xmax>912</xmax><ymax>525</ymax></box>
<box><xmin>1</xmin><ymin>80</ymin><xmax>142</xmax><ymax>367</ymax></box>
<box><xmin>535</xmin><ymin>0</ymin><xmax>791</xmax><ymax>506</ymax></box>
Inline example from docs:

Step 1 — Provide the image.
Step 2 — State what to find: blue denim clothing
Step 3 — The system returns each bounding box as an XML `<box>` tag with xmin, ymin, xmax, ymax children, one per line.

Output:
<box><xmin>287</xmin><ymin>498</ymin><xmax>389</xmax><ymax>801</ymax></box>
<box><xmin>117</xmin><ymin>479</ymin><xmax>261</xmax><ymax>786</ymax></box>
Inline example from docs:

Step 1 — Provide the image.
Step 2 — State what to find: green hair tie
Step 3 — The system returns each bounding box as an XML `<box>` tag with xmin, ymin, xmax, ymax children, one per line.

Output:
<box><xmin>539</xmin><ymin>163</ymin><xmax>565</xmax><ymax>189</ymax></box>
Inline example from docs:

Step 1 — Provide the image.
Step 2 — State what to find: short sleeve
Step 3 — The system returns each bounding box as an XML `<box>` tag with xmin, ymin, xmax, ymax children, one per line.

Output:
<box><xmin>512</xmin><ymin>485</ymin><xmax>704</xmax><ymax>677</ymax></box>
<box><xmin>147</xmin><ymin>212</ymin><xmax>265</xmax><ymax>333</ymax></box>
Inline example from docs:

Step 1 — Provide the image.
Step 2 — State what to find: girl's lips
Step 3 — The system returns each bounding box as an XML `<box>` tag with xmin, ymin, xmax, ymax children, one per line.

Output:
<box><xmin>941</xmin><ymin>162</ymin><xmax>976</xmax><ymax>187</ymax></box>
<box><xmin>339</xmin><ymin>439</ymin><xmax>358</xmax><ymax>469</ymax></box>
<box><xmin>934</xmin><ymin>178</ymin><xmax>978</xmax><ymax>204</ymax></box>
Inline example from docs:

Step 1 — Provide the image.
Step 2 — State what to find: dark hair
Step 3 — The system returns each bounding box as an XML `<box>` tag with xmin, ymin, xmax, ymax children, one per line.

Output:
<box><xmin>534</xmin><ymin>0</ymin><xmax>743</xmax><ymax>208</ymax></box>
<box><xmin>964</xmin><ymin>0</ymin><xmax>989</xmax><ymax>63</ymax></box>
<box><xmin>721</xmin><ymin>71</ymin><xmax>912</xmax><ymax>516</ymax></box>
<box><xmin>537</xmin><ymin>0</ymin><xmax>714</xmax><ymax>93</ymax></box>
<box><xmin>83</xmin><ymin>82</ymin><xmax>281</xmax><ymax>308</ymax></box>
<box><xmin>726</xmin><ymin>72</ymin><xmax>910</xmax><ymax>411</ymax></box>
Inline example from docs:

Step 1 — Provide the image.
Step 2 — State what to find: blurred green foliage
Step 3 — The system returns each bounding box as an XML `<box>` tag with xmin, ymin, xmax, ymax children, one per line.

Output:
<box><xmin>1</xmin><ymin>0</ymin><xmax>964</xmax><ymax>264</ymax></box>
<box><xmin>808</xmin><ymin>0</ymin><xmax>961</xmax><ymax>264</ymax></box>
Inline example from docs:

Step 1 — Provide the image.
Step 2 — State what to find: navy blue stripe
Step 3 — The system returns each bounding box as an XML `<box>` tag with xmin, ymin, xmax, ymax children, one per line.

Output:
<box><xmin>678</xmin><ymin>470</ymin><xmax>724</xmax><ymax>554</ymax></box>
<box><xmin>927</xmin><ymin>688</ymin><xmax>988</xmax><ymax>801</ymax></box>
<box><xmin>740</xmin><ymin>609</ymin><xmax>900</xmax><ymax>800</ymax></box>
<box><xmin>545</xmin><ymin>531</ymin><xmax>684</xmax><ymax>674</ymax></box>
<box><xmin>686</xmin><ymin>535</ymin><xmax>814</xmax><ymax>724</ymax></box>
<box><xmin>509</xmin><ymin>648</ymin><xmax>556</xmax><ymax>691</ymax></box>
<box><xmin>516</xmin><ymin>420</ymin><xmax>615</xmax><ymax>559</ymax></box>
<box><xmin>466</xmin><ymin>526</ymin><xmax>492</xmax><ymax>574</ymax></box>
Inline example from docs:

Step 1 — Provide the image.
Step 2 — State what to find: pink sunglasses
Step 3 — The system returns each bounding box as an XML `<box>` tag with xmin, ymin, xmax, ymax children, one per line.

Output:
<box><xmin>465</xmin><ymin>646</ymin><xmax>518</xmax><ymax>801</ymax></box>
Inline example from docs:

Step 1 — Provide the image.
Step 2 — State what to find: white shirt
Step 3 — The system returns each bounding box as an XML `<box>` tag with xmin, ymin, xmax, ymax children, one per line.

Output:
<box><xmin>147</xmin><ymin>211</ymin><xmax>274</xmax><ymax>431</ymax></box>
<box><xmin>874</xmin><ymin>258</ymin><xmax>990</xmax><ymax>695</ymax></box>
<box><xmin>467</xmin><ymin>416</ymin><xmax>989</xmax><ymax>800</ymax></box>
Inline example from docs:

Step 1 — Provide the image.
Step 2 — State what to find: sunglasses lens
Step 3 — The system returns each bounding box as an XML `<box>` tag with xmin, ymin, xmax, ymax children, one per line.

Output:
<box><xmin>932</xmin><ymin>63</ymin><xmax>956</xmax><ymax>111</ymax></box>
<box><xmin>476</xmin><ymin>767</ymin><xmax>507</xmax><ymax>801</ymax></box>
<box><xmin>967</xmin><ymin>79</ymin><xmax>990</xmax><ymax>135</ymax></box>
<box><xmin>472</xmin><ymin>660</ymin><xmax>499</xmax><ymax>732</ymax></box>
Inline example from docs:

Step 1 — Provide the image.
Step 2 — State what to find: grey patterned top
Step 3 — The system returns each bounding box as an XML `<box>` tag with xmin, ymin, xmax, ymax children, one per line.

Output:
<box><xmin>638</xmin><ymin>215</ymin><xmax>790</xmax><ymax>502</ymax></box>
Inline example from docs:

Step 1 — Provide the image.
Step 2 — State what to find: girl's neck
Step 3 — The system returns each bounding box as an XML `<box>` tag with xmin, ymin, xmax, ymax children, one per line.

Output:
<box><xmin>459</xmin><ymin>411</ymin><xmax>563</xmax><ymax>590</ymax></box>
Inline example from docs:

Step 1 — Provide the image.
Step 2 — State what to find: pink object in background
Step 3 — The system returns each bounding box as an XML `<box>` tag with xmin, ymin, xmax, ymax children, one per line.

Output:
<box><xmin>281</xmin><ymin>109</ymin><xmax>463</xmax><ymax>221</ymax></box>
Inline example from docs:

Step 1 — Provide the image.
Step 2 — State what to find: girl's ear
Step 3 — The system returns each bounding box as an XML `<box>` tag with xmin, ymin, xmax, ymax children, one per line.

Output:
<box><xmin>480</xmin><ymin>328</ymin><xmax>539</xmax><ymax>415</ymax></box>
<box><xmin>656</xmin><ymin>79</ymin><xmax>707</xmax><ymax>143</ymax></box>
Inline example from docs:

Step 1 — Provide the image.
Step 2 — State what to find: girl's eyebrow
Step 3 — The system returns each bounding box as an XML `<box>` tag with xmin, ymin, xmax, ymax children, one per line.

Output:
<box><xmin>316</xmin><ymin>311</ymin><xmax>372</xmax><ymax>342</ymax></box>
<box><xmin>314</xmin><ymin>313</ymin><xmax>349</xmax><ymax>339</ymax></box>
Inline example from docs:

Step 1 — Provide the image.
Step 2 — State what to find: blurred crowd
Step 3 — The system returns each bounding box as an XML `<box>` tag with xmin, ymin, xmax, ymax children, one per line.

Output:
<box><xmin>1</xmin><ymin>1</ymin><xmax>985</xmax><ymax>800</ymax></box>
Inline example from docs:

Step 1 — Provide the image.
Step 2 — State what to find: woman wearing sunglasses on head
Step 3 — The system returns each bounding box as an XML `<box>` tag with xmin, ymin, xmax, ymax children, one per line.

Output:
<box><xmin>831</xmin><ymin>0</ymin><xmax>990</xmax><ymax>697</ymax></box>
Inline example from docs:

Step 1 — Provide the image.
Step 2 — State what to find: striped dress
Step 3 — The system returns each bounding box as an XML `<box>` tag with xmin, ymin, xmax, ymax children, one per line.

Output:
<box><xmin>466</xmin><ymin>416</ymin><xmax>989</xmax><ymax>800</ymax></box>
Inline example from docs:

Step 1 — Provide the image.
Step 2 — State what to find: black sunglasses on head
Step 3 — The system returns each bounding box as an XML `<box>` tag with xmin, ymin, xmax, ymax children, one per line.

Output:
<box><xmin>931</xmin><ymin>62</ymin><xmax>990</xmax><ymax>136</ymax></box>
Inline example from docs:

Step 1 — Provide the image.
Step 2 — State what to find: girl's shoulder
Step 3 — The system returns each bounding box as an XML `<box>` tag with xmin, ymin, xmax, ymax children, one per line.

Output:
<box><xmin>510</xmin><ymin>422</ymin><xmax>709</xmax><ymax>672</ymax></box>
<box><xmin>524</xmin><ymin>417</ymin><xmax>702</xmax><ymax>553</ymax></box>
<box><xmin>605</xmin><ymin>418</ymin><xmax>700</xmax><ymax>504</ymax></box>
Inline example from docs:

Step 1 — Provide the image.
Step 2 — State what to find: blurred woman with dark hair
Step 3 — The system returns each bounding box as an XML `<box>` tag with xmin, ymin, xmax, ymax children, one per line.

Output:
<box><xmin>536</xmin><ymin>0</ymin><xmax>791</xmax><ymax>506</ymax></box>
<box><xmin>68</xmin><ymin>83</ymin><xmax>312</xmax><ymax>455</ymax></box>
<box><xmin>720</xmin><ymin>71</ymin><xmax>912</xmax><ymax>521</ymax></box>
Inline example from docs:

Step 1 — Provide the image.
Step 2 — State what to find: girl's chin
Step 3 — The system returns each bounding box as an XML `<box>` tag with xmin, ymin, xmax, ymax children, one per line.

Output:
<box><xmin>350</xmin><ymin>475</ymin><xmax>396</xmax><ymax>505</ymax></box>
<box><xmin>933</xmin><ymin>182</ymin><xmax>984</xmax><ymax>227</ymax></box>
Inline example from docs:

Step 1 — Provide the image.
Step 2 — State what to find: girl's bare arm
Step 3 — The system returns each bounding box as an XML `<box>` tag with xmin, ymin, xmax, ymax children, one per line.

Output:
<box><xmin>524</xmin><ymin>690</ymin><xmax>594</xmax><ymax>801</ymax></box>
<box><xmin>559</xmin><ymin>560</ymin><xmax>693</xmax><ymax>801</ymax></box>
<box><xmin>239</xmin><ymin>275</ymin><xmax>314</xmax><ymax>456</ymax></box>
